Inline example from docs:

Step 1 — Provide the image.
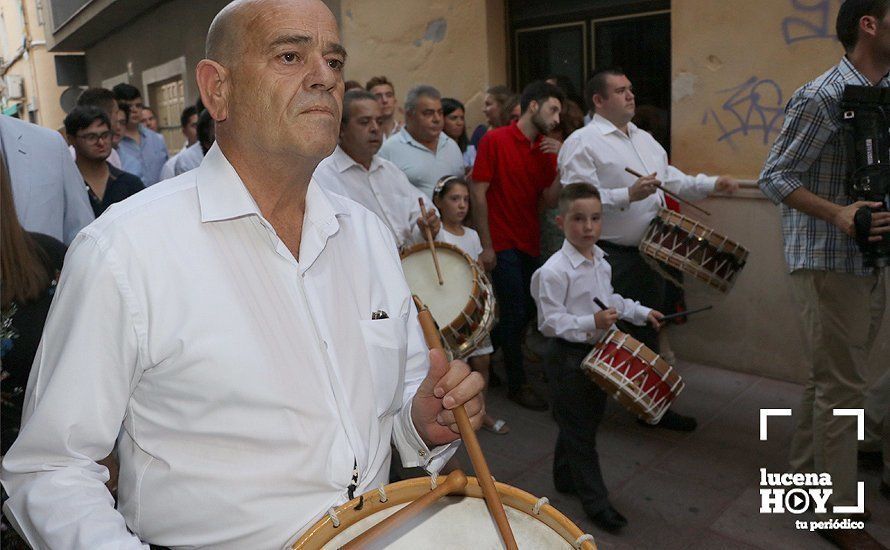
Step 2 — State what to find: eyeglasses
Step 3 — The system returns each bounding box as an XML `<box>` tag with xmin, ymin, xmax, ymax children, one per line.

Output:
<box><xmin>77</xmin><ymin>131</ymin><xmax>113</xmax><ymax>144</ymax></box>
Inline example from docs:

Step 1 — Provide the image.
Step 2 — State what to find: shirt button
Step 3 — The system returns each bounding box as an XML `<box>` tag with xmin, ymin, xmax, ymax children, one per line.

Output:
<box><xmin>418</xmin><ymin>450</ymin><xmax>427</xmax><ymax>457</ymax></box>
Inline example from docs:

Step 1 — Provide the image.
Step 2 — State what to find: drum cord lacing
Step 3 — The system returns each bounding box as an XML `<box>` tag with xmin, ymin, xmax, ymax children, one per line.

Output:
<box><xmin>326</xmin><ymin>507</ymin><xmax>341</xmax><ymax>528</ymax></box>
<box><xmin>377</xmin><ymin>486</ymin><xmax>388</xmax><ymax>503</ymax></box>
<box><xmin>533</xmin><ymin>497</ymin><xmax>549</xmax><ymax>515</ymax></box>
<box><xmin>574</xmin><ymin>533</ymin><xmax>595</xmax><ymax>548</ymax></box>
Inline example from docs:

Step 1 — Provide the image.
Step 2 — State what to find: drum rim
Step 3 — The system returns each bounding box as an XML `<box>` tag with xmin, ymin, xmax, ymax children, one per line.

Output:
<box><xmin>401</xmin><ymin>242</ymin><xmax>494</xmax><ymax>358</ymax></box>
<box><xmin>654</xmin><ymin>208</ymin><xmax>748</xmax><ymax>257</ymax></box>
<box><xmin>582</xmin><ymin>330</ymin><xmax>685</xmax><ymax>422</ymax></box>
<box><xmin>641</xmin><ymin>209</ymin><xmax>749</xmax><ymax>293</ymax></box>
<box><xmin>291</xmin><ymin>475</ymin><xmax>596</xmax><ymax>549</ymax></box>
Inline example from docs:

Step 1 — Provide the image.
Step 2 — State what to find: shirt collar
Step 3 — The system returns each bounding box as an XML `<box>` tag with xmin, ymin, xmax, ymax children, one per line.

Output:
<box><xmin>195</xmin><ymin>142</ymin><xmax>349</xmax><ymax>226</ymax></box>
<box><xmin>398</xmin><ymin>126</ymin><xmax>449</xmax><ymax>152</ymax></box>
<box><xmin>591</xmin><ymin>114</ymin><xmax>638</xmax><ymax>137</ymax></box>
<box><xmin>561</xmin><ymin>238</ymin><xmax>606</xmax><ymax>268</ymax></box>
<box><xmin>330</xmin><ymin>145</ymin><xmax>383</xmax><ymax>173</ymax></box>
<box><xmin>838</xmin><ymin>55</ymin><xmax>888</xmax><ymax>86</ymax></box>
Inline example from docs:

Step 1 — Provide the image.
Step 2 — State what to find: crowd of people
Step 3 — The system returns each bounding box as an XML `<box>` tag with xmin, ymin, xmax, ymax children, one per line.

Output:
<box><xmin>0</xmin><ymin>0</ymin><xmax>888</xmax><ymax>548</ymax></box>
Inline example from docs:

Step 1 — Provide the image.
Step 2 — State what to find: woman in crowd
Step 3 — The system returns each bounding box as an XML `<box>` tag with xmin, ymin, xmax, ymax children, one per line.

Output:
<box><xmin>442</xmin><ymin>97</ymin><xmax>475</xmax><ymax>172</ymax></box>
<box><xmin>470</xmin><ymin>85</ymin><xmax>517</xmax><ymax>148</ymax></box>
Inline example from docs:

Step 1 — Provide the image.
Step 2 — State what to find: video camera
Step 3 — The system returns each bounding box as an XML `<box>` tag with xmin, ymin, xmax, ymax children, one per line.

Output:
<box><xmin>840</xmin><ymin>85</ymin><xmax>890</xmax><ymax>269</ymax></box>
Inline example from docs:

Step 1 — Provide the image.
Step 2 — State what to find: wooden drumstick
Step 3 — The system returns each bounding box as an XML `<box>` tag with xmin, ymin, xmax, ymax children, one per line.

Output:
<box><xmin>340</xmin><ymin>470</ymin><xmax>468</xmax><ymax>549</ymax></box>
<box><xmin>658</xmin><ymin>305</ymin><xmax>713</xmax><ymax>322</ymax></box>
<box><xmin>413</xmin><ymin>296</ymin><xmax>519</xmax><ymax>550</ymax></box>
<box><xmin>593</xmin><ymin>297</ymin><xmax>609</xmax><ymax>311</ymax></box>
<box><xmin>418</xmin><ymin>198</ymin><xmax>444</xmax><ymax>285</ymax></box>
<box><xmin>624</xmin><ymin>167</ymin><xmax>712</xmax><ymax>216</ymax></box>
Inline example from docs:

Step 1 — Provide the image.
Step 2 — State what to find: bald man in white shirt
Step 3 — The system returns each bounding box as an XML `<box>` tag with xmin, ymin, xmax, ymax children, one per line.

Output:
<box><xmin>315</xmin><ymin>89</ymin><xmax>440</xmax><ymax>250</ymax></box>
<box><xmin>0</xmin><ymin>2</ymin><xmax>484</xmax><ymax>548</ymax></box>
<box><xmin>558</xmin><ymin>69</ymin><xmax>738</xmax><ymax>432</ymax></box>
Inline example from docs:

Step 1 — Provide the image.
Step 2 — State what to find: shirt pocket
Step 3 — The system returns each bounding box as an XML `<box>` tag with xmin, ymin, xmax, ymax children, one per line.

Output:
<box><xmin>359</xmin><ymin>318</ymin><xmax>407</xmax><ymax>417</ymax></box>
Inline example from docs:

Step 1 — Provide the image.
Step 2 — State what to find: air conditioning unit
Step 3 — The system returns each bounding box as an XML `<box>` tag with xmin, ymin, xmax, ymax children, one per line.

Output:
<box><xmin>5</xmin><ymin>75</ymin><xmax>25</xmax><ymax>99</ymax></box>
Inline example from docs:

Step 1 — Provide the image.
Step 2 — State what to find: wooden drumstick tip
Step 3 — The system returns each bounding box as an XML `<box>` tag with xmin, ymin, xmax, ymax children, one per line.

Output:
<box><xmin>442</xmin><ymin>469</ymin><xmax>469</xmax><ymax>492</ymax></box>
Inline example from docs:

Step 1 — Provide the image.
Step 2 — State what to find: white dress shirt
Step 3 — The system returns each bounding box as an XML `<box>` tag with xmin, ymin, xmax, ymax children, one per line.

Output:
<box><xmin>314</xmin><ymin>146</ymin><xmax>436</xmax><ymax>249</ymax></box>
<box><xmin>1</xmin><ymin>143</ymin><xmax>456</xmax><ymax>550</ymax></box>
<box><xmin>378</xmin><ymin>128</ymin><xmax>464</xmax><ymax>198</ymax></box>
<box><xmin>173</xmin><ymin>141</ymin><xmax>204</xmax><ymax>175</ymax></box>
<box><xmin>531</xmin><ymin>240</ymin><xmax>652</xmax><ymax>344</ymax></box>
<box><xmin>159</xmin><ymin>144</ymin><xmax>189</xmax><ymax>181</ymax></box>
<box><xmin>558</xmin><ymin>114</ymin><xmax>717</xmax><ymax>246</ymax></box>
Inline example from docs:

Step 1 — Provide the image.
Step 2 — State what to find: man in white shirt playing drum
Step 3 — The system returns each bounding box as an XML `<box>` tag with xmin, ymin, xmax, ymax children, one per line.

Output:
<box><xmin>558</xmin><ymin>68</ymin><xmax>738</xmax><ymax>432</ymax></box>
<box><xmin>0</xmin><ymin>1</ymin><xmax>485</xmax><ymax>549</ymax></box>
<box><xmin>314</xmin><ymin>89</ymin><xmax>441</xmax><ymax>250</ymax></box>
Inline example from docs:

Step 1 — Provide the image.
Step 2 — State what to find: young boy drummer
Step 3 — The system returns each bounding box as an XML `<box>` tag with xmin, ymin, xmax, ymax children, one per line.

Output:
<box><xmin>531</xmin><ymin>183</ymin><xmax>663</xmax><ymax>533</ymax></box>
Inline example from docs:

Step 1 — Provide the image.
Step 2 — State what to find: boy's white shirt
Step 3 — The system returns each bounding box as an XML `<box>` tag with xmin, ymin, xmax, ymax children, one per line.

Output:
<box><xmin>531</xmin><ymin>239</ymin><xmax>652</xmax><ymax>344</ymax></box>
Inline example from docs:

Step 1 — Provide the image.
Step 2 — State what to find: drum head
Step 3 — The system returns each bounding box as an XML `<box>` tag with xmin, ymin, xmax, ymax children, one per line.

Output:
<box><xmin>401</xmin><ymin>246</ymin><xmax>475</xmax><ymax>329</ymax></box>
<box><xmin>323</xmin><ymin>496</ymin><xmax>572</xmax><ymax>549</ymax></box>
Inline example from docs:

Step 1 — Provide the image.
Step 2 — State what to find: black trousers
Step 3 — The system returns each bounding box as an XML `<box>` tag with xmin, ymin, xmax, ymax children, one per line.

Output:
<box><xmin>490</xmin><ymin>249</ymin><xmax>541</xmax><ymax>393</ymax></box>
<box><xmin>547</xmin><ymin>339</ymin><xmax>610</xmax><ymax>515</ymax></box>
<box><xmin>598</xmin><ymin>240</ymin><xmax>666</xmax><ymax>353</ymax></box>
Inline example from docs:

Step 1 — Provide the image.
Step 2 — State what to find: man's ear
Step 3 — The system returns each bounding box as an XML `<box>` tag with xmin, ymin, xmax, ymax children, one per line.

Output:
<box><xmin>196</xmin><ymin>59</ymin><xmax>230</xmax><ymax>123</ymax></box>
<box><xmin>555</xmin><ymin>214</ymin><xmax>565</xmax><ymax>232</ymax></box>
<box><xmin>592</xmin><ymin>93</ymin><xmax>604</xmax><ymax>110</ymax></box>
<box><xmin>859</xmin><ymin>15</ymin><xmax>879</xmax><ymax>40</ymax></box>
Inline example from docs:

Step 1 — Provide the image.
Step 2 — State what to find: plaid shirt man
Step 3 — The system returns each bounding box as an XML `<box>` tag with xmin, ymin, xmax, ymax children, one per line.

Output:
<box><xmin>759</xmin><ymin>56</ymin><xmax>890</xmax><ymax>276</ymax></box>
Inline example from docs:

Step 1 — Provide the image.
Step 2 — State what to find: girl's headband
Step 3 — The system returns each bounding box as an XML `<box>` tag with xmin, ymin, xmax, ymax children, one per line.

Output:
<box><xmin>433</xmin><ymin>175</ymin><xmax>462</xmax><ymax>197</ymax></box>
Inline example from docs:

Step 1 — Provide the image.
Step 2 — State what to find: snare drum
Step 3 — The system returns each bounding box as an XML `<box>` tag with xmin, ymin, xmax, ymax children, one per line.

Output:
<box><xmin>582</xmin><ymin>330</ymin><xmax>684</xmax><ymax>424</ymax></box>
<box><xmin>639</xmin><ymin>208</ymin><xmax>748</xmax><ymax>293</ymax></box>
<box><xmin>401</xmin><ymin>242</ymin><xmax>496</xmax><ymax>360</ymax></box>
<box><xmin>292</xmin><ymin>476</ymin><xmax>596</xmax><ymax>549</ymax></box>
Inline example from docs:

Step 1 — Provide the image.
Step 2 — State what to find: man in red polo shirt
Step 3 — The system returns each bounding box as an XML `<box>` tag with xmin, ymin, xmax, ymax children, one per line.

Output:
<box><xmin>471</xmin><ymin>81</ymin><xmax>564</xmax><ymax>410</ymax></box>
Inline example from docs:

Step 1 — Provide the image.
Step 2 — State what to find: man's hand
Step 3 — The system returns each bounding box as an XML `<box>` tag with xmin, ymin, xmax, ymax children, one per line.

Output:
<box><xmin>595</xmin><ymin>308</ymin><xmax>619</xmax><ymax>329</ymax></box>
<box><xmin>870</xmin><ymin>211</ymin><xmax>890</xmax><ymax>241</ymax></box>
<box><xmin>629</xmin><ymin>173</ymin><xmax>660</xmax><ymax>202</ymax></box>
<box><xmin>647</xmin><ymin>310</ymin><xmax>664</xmax><ymax>330</ymax></box>
<box><xmin>412</xmin><ymin>349</ymin><xmax>486</xmax><ymax>448</ymax></box>
<box><xmin>538</xmin><ymin>136</ymin><xmax>562</xmax><ymax>155</ymax></box>
<box><xmin>417</xmin><ymin>209</ymin><xmax>441</xmax><ymax>238</ymax></box>
<box><xmin>715</xmin><ymin>176</ymin><xmax>739</xmax><ymax>194</ymax></box>
<box><xmin>480</xmin><ymin>247</ymin><xmax>497</xmax><ymax>271</ymax></box>
<box><xmin>832</xmin><ymin>201</ymin><xmax>887</xmax><ymax>240</ymax></box>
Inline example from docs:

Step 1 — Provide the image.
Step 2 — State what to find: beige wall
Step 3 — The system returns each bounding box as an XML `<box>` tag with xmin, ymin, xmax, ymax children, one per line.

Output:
<box><xmin>339</xmin><ymin>0</ymin><xmax>506</xmax><ymax>133</ymax></box>
<box><xmin>1</xmin><ymin>0</ymin><xmax>78</xmax><ymax>130</ymax></box>
<box><xmin>668</xmin><ymin>0</ymin><xmax>888</xmax><ymax>382</ymax></box>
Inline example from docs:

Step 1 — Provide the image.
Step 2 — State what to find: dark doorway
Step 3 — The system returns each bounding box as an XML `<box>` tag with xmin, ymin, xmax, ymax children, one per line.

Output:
<box><xmin>510</xmin><ymin>1</ymin><xmax>672</xmax><ymax>150</ymax></box>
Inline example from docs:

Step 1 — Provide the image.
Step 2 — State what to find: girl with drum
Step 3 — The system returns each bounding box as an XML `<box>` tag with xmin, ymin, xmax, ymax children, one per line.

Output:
<box><xmin>433</xmin><ymin>175</ymin><xmax>509</xmax><ymax>435</ymax></box>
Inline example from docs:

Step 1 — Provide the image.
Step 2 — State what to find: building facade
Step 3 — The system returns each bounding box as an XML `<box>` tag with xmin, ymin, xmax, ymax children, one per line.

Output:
<box><xmin>36</xmin><ymin>0</ymin><xmax>888</xmax><ymax>383</ymax></box>
<box><xmin>1</xmin><ymin>0</ymin><xmax>83</xmax><ymax>129</ymax></box>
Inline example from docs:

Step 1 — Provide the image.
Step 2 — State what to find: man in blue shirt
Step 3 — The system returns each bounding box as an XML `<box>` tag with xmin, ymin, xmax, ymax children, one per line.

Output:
<box><xmin>377</xmin><ymin>84</ymin><xmax>464</xmax><ymax>198</ymax></box>
<box><xmin>113</xmin><ymin>83</ymin><xmax>168</xmax><ymax>186</ymax></box>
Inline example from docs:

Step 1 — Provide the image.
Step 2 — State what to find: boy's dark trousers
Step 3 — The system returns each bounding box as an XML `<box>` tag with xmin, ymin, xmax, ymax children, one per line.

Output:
<box><xmin>547</xmin><ymin>338</ymin><xmax>610</xmax><ymax>516</ymax></box>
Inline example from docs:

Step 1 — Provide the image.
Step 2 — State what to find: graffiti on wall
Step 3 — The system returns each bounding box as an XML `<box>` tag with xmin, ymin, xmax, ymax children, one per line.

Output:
<box><xmin>781</xmin><ymin>0</ymin><xmax>841</xmax><ymax>45</ymax></box>
<box><xmin>701</xmin><ymin>77</ymin><xmax>786</xmax><ymax>150</ymax></box>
